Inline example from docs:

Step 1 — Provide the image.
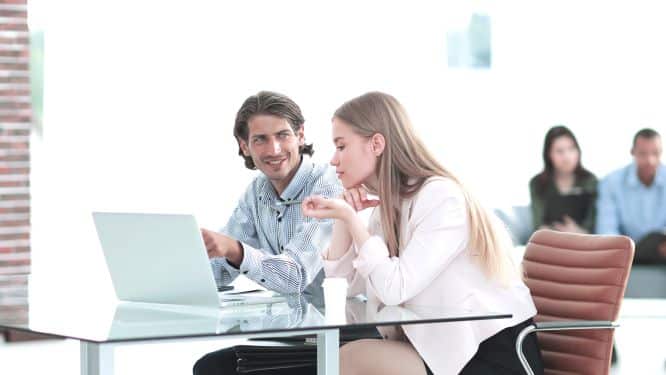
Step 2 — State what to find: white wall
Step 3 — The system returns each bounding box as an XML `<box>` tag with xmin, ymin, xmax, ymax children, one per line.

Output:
<box><xmin>27</xmin><ymin>0</ymin><xmax>666</xmax><ymax>295</ymax></box>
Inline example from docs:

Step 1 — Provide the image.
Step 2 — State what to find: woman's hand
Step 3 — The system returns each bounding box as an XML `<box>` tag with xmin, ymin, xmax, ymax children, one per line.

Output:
<box><xmin>301</xmin><ymin>195</ymin><xmax>356</xmax><ymax>222</ymax></box>
<box><xmin>342</xmin><ymin>186</ymin><xmax>380</xmax><ymax>212</ymax></box>
<box><xmin>552</xmin><ymin>215</ymin><xmax>588</xmax><ymax>234</ymax></box>
<box><xmin>303</xmin><ymin>191</ymin><xmax>376</xmax><ymax>252</ymax></box>
<box><xmin>302</xmin><ymin>186</ymin><xmax>380</xmax><ymax>222</ymax></box>
<box><xmin>658</xmin><ymin>241</ymin><xmax>666</xmax><ymax>259</ymax></box>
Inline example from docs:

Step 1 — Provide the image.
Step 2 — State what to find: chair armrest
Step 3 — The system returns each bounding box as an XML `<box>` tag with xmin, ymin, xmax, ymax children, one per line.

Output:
<box><xmin>515</xmin><ymin>320</ymin><xmax>618</xmax><ymax>375</ymax></box>
<box><xmin>534</xmin><ymin>320</ymin><xmax>618</xmax><ymax>332</ymax></box>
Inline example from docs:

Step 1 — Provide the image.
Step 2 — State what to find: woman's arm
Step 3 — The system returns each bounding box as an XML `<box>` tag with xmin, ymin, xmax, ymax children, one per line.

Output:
<box><xmin>529</xmin><ymin>177</ymin><xmax>545</xmax><ymax>231</ymax></box>
<box><xmin>304</xmin><ymin>180</ymin><xmax>471</xmax><ymax>306</ymax></box>
<box><xmin>580</xmin><ymin>176</ymin><xmax>598</xmax><ymax>233</ymax></box>
<box><xmin>352</xmin><ymin>181</ymin><xmax>469</xmax><ymax>305</ymax></box>
<box><xmin>324</xmin><ymin>219</ymin><xmax>354</xmax><ymax>260</ymax></box>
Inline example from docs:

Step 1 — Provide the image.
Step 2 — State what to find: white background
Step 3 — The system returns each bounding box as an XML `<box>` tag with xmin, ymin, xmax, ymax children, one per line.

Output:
<box><xmin>26</xmin><ymin>0</ymin><xmax>666</xmax><ymax>297</ymax></box>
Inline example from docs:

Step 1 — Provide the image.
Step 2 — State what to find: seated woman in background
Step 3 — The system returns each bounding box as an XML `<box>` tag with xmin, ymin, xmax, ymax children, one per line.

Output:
<box><xmin>529</xmin><ymin>125</ymin><xmax>597</xmax><ymax>234</ymax></box>
<box><xmin>303</xmin><ymin>92</ymin><xmax>543</xmax><ymax>375</ymax></box>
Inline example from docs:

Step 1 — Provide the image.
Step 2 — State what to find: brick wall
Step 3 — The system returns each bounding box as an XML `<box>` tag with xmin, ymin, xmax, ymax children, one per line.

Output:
<box><xmin>0</xmin><ymin>0</ymin><xmax>30</xmax><ymax>278</ymax></box>
<box><xmin>0</xmin><ymin>0</ymin><xmax>34</xmax><ymax>342</ymax></box>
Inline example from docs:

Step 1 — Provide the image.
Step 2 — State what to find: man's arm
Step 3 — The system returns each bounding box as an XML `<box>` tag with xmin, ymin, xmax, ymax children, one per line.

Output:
<box><xmin>209</xmin><ymin>194</ymin><xmax>262</xmax><ymax>288</ymax></box>
<box><xmin>595</xmin><ymin>177</ymin><xmax>621</xmax><ymax>235</ymax></box>
<box><xmin>202</xmin><ymin>228</ymin><xmax>243</xmax><ymax>266</ymax></box>
<box><xmin>239</xmin><ymin>172</ymin><xmax>342</xmax><ymax>294</ymax></box>
<box><xmin>216</xmin><ymin>173</ymin><xmax>342</xmax><ymax>295</ymax></box>
<box><xmin>238</xmin><ymin>214</ymin><xmax>336</xmax><ymax>294</ymax></box>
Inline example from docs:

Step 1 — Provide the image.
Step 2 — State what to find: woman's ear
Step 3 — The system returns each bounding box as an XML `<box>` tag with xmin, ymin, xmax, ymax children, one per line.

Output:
<box><xmin>371</xmin><ymin>133</ymin><xmax>385</xmax><ymax>156</ymax></box>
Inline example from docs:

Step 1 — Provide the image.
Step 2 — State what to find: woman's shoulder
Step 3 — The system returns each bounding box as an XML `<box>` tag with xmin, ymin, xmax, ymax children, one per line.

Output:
<box><xmin>421</xmin><ymin>175</ymin><xmax>460</xmax><ymax>191</ymax></box>
<box><xmin>407</xmin><ymin>177</ymin><xmax>466</xmax><ymax>222</ymax></box>
<box><xmin>415</xmin><ymin>176</ymin><xmax>465</xmax><ymax>203</ymax></box>
<box><xmin>578</xmin><ymin>171</ymin><xmax>598</xmax><ymax>189</ymax></box>
<box><xmin>529</xmin><ymin>173</ymin><xmax>544</xmax><ymax>188</ymax></box>
<box><xmin>584</xmin><ymin>171</ymin><xmax>598</xmax><ymax>182</ymax></box>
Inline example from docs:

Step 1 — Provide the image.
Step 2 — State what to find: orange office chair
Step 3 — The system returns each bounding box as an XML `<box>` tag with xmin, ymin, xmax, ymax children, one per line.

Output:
<box><xmin>516</xmin><ymin>230</ymin><xmax>635</xmax><ymax>375</ymax></box>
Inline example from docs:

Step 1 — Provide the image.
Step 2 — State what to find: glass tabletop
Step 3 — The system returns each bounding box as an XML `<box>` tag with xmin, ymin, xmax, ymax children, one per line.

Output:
<box><xmin>0</xmin><ymin>275</ymin><xmax>511</xmax><ymax>344</ymax></box>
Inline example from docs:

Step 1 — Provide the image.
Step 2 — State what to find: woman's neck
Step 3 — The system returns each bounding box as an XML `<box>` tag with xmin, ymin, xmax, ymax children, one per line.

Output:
<box><xmin>553</xmin><ymin>171</ymin><xmax>575</xmax><ymax>193</ymax></box>
<box><xmin>363</xmin><ymin>176</ymin><xmax>379</xmax><ymax>193</ymax></box>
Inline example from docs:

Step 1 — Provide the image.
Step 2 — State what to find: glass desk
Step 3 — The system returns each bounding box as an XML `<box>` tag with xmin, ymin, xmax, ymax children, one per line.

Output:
<box><xmin>0</xmin><ymin>275</ymin><xmax>512</xmax><ymax>375</ymax></box>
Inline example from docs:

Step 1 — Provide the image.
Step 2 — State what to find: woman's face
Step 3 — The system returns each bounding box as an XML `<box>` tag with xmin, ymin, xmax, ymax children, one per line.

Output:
<box><xmin>549</xmin><ymin>135</ymin><xmax>579</xmax><ymax>174</ymax></box>
<box><xmin>330</xmin><ymin>118</ymin><xmax>378</xmax><ymax>189</ymax></box>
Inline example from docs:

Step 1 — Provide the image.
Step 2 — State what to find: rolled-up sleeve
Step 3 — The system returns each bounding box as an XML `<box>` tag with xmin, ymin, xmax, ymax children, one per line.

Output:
<box><xmin>213</xmin><ymin>161</ymin><xmax>343</xmax><ymax>294</ymax></box>
<box><xmin>238</xmin><ymin>215</ymin><xmax>335</xmax><ymax>294</ymax></box>
<box><xmin>211</xmin><ymin>194</ymin><xmax>262</xmax><ymax>288</ymax></box>
<box><xmin>223</xmin><ymin>179</ymin><xmax>341</xmax><ymax>294</ymax></box>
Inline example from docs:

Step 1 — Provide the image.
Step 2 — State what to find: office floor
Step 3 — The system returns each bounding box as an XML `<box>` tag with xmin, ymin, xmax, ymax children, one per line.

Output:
<box><xmin>1</xmin><ymin>313</ymin><xmax>664</xmax><ymax>375</ymax></box>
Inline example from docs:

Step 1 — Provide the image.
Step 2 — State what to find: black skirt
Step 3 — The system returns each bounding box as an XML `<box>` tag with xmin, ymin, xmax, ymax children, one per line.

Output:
<box><xmin>424</xmin><ymin>318</ymin><xmax>544</xmax><ymax>375</ymax></box>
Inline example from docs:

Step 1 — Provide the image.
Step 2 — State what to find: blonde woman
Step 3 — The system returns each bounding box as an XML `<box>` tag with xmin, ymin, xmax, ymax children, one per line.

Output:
<box><xmin>302</xmin><ymin>92</ymin><xmax>544</xmax><ymax>375</ymax></box>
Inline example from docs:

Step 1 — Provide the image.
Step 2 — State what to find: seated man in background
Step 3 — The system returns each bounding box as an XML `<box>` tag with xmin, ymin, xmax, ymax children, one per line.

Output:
<box><xmin>596</xmin><ymin>128</ymin><xmax>666</xmax><ymax>264</ymax></box>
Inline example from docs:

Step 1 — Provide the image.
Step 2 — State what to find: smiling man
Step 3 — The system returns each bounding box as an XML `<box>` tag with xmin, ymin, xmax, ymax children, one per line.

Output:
<box><xmin>200</xmin><ymin>90</ymin><xmax>342</xmax><ymax>296</ymax></box>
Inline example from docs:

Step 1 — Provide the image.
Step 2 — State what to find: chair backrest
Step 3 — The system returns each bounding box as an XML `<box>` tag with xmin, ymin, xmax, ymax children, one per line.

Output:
<box><xmin>522</xmin><ymin>230</ymin><xmax>634</xmax><ymax>375</ymax></box>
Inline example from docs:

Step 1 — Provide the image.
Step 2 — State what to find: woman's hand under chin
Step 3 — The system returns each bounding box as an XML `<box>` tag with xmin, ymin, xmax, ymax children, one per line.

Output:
<box><xmin>302</xmin><ymin>188</ymin><xmax>378</xmax><ymax>256</ymax></box>
<box><xmin>301</xmin><ymin>187</ymin><xmax>380</xmax><ymax>222</ymax></box>
<box><xmin>341</xmin><ymin>186</ymin><xmax>381</xmax><ymax>212</ymax></box>
<box><xmin>301</xmin><ymin>195</ymin><xmax>356</xmax><ymax>222</ymax></box>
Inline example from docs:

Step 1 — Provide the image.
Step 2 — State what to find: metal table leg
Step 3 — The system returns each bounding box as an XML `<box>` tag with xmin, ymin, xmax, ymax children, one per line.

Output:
<box><xmin>81</xmin><ymin>342</ymin><xmax>114</xmax><ymax>375</ymax></box>
<box><xmin>317</xmin><ymin>329</ymin><xmax>339</xmax><ymax>375</ymax></box>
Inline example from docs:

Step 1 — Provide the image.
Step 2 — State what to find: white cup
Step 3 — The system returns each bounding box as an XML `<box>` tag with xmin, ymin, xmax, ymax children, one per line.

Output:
<box><xmin>322</xmin><ymin>277</ymin><xmax>348</xmax><ymax>324</ymax></box>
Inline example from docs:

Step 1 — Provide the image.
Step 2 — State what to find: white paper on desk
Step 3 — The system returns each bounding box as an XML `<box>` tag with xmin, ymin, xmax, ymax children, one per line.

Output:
<box><xmin>218</xmin><ymin>290</ymin><xmax>287</xmax><ymax>307</ymax></box>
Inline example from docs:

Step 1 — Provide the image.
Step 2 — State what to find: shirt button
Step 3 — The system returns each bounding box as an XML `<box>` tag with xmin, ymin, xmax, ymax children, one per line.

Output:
<box><xmin>277</xmin><ymin>218</ymin><xmax>282</xmax><ymax>222</ymax></box>
<box><xmin>260</xmin><ymin>279</ymin><xmax>266</xmax><ymax>283</ymax></box>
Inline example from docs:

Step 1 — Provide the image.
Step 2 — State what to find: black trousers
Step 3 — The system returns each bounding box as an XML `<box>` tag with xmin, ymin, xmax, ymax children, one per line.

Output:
<box><xmin>193</xmin><ymin>348</ymin><xmax>315</xmax><ymax>375</ymax></box>
<box><xmin>635</xmin><ymin>231</ymin><xmax>666</xmax><ymax>264</ymax></box>
<box><xmin>194</xmin><ymin>320</ymin><xmax>544</xmax><ymax>375</ymax></box>
<box><xmin>192</xmin><ymin>327</ymin><xmax>380</xmax><ymax>375</ymax></box>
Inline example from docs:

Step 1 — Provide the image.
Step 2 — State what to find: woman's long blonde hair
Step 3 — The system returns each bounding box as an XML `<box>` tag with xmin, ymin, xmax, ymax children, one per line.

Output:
<box><xmin>334</xmin><ymin>92</ymin><xmax>514</xmax><ymax>282</ymax></box>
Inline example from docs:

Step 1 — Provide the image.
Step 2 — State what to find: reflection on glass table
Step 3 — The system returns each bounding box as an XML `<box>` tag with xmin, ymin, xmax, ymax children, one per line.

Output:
<box><xmin>108</xmin><ymin>294</ymin><xmax>318</xmax><ymax>341</ymax></box>
<box><xmin>0</xmin><ymin>275</ymin><xmax>511</xmax><ymax>375</ymax></box>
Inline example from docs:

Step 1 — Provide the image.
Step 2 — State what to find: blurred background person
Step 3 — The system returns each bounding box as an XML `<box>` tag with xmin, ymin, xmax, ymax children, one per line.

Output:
<box><xmin>597</xmin><ymin>128</ymin><xmax>666</xmax><ymax>264</ymax></box>
<box><xmin>529</xmin><ymin>125</ymin><xmax>597</xmax><ymax>234</ymax></box>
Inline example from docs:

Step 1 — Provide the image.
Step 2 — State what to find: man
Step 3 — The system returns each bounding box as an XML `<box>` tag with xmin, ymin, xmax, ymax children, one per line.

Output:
<box><xmin>201</xmin><ymin>90</ymin><xmax>342</xmax><ymax>296</ymax></box>
<box><xmin>193</xmin><ymin>91</ymin><xmax>343</xmax><ymax>375</ymax></box>
<box><xmin>596</xmin><ymin>128</ymin><xmax>666</xmax><ymax>264</ymax></box>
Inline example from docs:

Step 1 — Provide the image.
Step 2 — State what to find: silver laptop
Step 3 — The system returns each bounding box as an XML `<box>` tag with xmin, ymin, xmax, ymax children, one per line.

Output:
<box><xmin>92</xmin><ymin>212</ymin><xmax>221</xmax><ymax>307</ymax></box>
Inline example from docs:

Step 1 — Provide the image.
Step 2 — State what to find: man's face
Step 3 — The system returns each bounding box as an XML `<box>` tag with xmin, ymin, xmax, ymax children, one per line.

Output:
<box><xmin>239</xmin><ymin>115</ymin><xmax>304</xmax><ymax>193</ymax></box>
<box><xmin>632</xmin><ymin>136</ymin><xmax>662</xmax><ymax>181</ymax></box>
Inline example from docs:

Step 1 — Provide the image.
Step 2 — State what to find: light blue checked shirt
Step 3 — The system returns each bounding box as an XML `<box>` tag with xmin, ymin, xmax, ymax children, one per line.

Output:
<box><xmin>596</xmin><ymin>162</ymin><xmax>666</xmax><ymax>241</ymax></box>
<box><xmin>211</xmin><ymin>156</ymin><xmax>343</xmax><ymax>296</ymax></box>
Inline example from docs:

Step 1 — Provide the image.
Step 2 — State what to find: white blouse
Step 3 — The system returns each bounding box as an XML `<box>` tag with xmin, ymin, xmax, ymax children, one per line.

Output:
<box><xmin>323</xmin><ymin>177</ymin><xmax>536</xmax><ymax>374</ymax></box>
